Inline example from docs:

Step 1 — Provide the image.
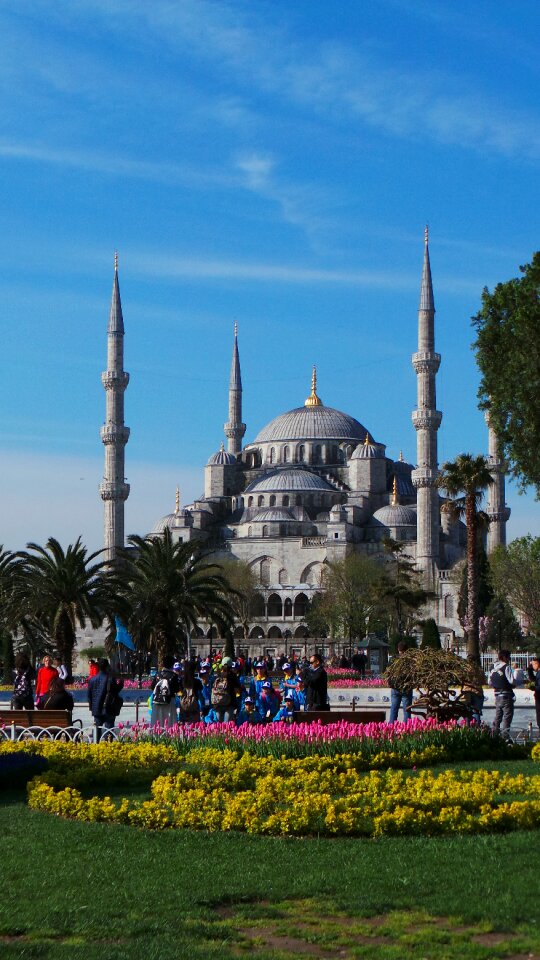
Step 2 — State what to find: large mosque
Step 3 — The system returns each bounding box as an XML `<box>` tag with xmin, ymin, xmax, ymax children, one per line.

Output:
<box><xmin>100</xmin><ymin>234</ymin><xmax>510</xmax><ymax>656</ymax></box>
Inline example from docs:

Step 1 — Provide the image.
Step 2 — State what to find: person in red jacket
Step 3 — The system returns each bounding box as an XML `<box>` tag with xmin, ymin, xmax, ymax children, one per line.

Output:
<box><xmin>88</xmin><ymin>659</ymin><xmax>99</xmax><ymax>678</ymax></box>
<box><xmin>35</xmin><ymin>655</ymin><xmax>58</xmax><ymax>700</ymax></box>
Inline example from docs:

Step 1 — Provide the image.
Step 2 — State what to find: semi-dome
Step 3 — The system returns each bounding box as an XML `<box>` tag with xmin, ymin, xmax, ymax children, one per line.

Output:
<box><xmin>245</xmin><ymin>468</ymin><xmax>335</xmax><ymax>493</ymax></box>
<box><xmin>207</xmin><ymin>443</ymin><xmax>236</xmax><ymax>466</ymax></box>
<box><xmin>253</xmin><ymin>405</ymin><xmax>371</xmax><ymax>443</ymax></box>
<box><xmin>351</xmin><ymin>438</ymin><xmax>385</xmax><ymax>460</ymax></box>
<box><xmin>151</xmin><ymin>510</ymin><xmax>190</xmax><ymax>534</ymax></box>
<box><xmin>372</xmin><ymin>503</ymin><xmax>417</xmax><ymax>527</ymax></box>
<box><xmin>250</xmin><ymin>508</ymin><xmax>294</xmax><ymax>523</ymax></box>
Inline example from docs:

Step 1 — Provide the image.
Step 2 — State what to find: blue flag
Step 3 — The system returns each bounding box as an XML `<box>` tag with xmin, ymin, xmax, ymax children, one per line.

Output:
<box><xmin>115</xmin><ymin>617</ymin><xmax>135</xmax><ymax>651</ymax></box>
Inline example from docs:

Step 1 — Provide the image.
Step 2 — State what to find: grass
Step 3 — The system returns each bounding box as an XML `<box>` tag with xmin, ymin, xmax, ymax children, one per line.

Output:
<box><xmin>1</xmin><ymin>759</ymin><xmax>540</xmax><ymax>960</ymax></box>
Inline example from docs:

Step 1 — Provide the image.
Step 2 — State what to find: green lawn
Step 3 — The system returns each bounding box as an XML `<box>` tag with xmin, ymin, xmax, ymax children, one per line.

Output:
<box><xmin>1</xmin><ymin>759</ymin><xmax>539</xmax><ymax>960</ymax></box>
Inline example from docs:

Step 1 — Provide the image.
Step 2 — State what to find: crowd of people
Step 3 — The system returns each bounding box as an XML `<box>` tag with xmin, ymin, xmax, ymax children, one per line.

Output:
<box><xmin>11</xmin><ymin>652</ymin><xmax>73</xmax><ymax>711</ymax></box>
<box><xmin>146</xmin><ymin>653</ymin><xmax>329</xmax><ymax>728</ymax></box>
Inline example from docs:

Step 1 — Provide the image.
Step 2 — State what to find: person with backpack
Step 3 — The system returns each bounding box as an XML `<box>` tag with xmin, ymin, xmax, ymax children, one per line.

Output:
<box><xmin>12</xmin><ymin>652</ymin><xmax>36</xmax><ymax>710</ymax></box>
<box><xmin>210</xmin><ymin>659</ymin><xmax>239</xmax><ymax>722</ymax></box>
<box><xmin>151</xmin><ymin>654</ymin><xmax>181</xmax><ymax>728</ymax></box>
<box><xmin>490</xmin><ymin>649</ymin><xmax>515</xmax><ymax>739</ymax></box>
<box><xmin>197</xmin><ymin>663</ymin><xmax>214</xmax><ymax>717</ymax></box>
<box><xmin>88</xmin><ymin>658</ymin><xmax>124</xmax><ymax>741</ymax></box>
<box><xmin>179</xmin><ymin>661</ymin><xmax>202</xmax><ymax>723</ymax></box>
<box><xmin>257</xmin><ymin>679</ymin><xmax>281</xmax><ymax>720</ymax></box>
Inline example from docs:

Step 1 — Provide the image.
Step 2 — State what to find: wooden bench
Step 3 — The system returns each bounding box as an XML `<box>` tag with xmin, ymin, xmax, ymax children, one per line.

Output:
<box><xmin>294</xmin><ymin>709</ymin><xmax>386</xmax><ymax>725</ymax></box>
<box><xmin>0</xmin><ymin>709</ymin><xmax>74</xmax><ymax>729</ymax></box>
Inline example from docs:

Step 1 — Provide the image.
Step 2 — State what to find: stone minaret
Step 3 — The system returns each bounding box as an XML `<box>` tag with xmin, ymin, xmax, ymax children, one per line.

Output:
<box><xmin>411</xmin><ymin>228</ymin><xmax>442</xmax><ymax>585</ymax></box>
<box><xmin>485</xmin><ymin>411</ymin><xmax>510</xmax><ymax>552</ymax></box>
<box><xmin>100</xmin><ymin>254</ymin><xmax>130</xmax><ymax>562</ymax></box>
<box><xmin>224</xmin><ymin>322</ymin><xmax>246</xmax><ymax>456</ymax></box>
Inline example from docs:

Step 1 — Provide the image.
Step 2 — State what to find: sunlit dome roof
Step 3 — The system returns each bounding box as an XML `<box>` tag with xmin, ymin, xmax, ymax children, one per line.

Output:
<box><xmin>245</xmin><ymin>468</ymin><xmax>335</xmax><ymax>493</ymax></box>
<box><xmin>372</xmin><ymin>504</ymin><xmax>417</xmax><ymax>526</ymax></box>
<box><xmin>207</xmin><ymin>443</ymin><xmax>236</xmax><ymax>466</ymax></box>
<box><xmin>151</xmin><ymin>511</ymin><xmax>189</xmax><ymax>534</ymax></box>
<box><xmin>253</xmin><ymin>405</ymin><xmax>371</xmax><ymax>443</ymax></box>
<box><xmin>250</xmin><ymin>508</ymin><xmax>294</xmax><ymax>522</ymax></box>
<box><xmin>351</xmin><ymin>438</ymin><xmax>385</xmax><ymax>460</ymax></box>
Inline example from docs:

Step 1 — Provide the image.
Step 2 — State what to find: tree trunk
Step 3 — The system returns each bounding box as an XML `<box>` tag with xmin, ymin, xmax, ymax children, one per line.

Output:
<box><xmin>54</xmin><ymin>611</ymin><xmax>75</xmax><ymax>680</ymax></box>
<box><xmin>466</xmin><ymin>494</ymin><xmax>480</xmax><ymax>664</ymax></box>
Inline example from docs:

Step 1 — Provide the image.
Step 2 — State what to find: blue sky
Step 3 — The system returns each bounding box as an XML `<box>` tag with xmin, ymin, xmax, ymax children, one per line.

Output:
<box><xmin>1</xmin><ymin>0</ymin><xmax>539</xmax><ymax>552</ymax></box>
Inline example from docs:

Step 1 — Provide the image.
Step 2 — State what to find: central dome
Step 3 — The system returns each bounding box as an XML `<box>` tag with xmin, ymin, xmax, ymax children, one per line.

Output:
<box><xmin>253</xmin><ymin>405</ymin><xmax>371</xmax><ymax>443</ymax></box>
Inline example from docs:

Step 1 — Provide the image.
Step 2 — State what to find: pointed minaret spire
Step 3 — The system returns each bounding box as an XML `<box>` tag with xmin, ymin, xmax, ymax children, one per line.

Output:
<box><xmin>100</xmin><ymin>254</ymin><xmax>130</xmax><ymax>563</ymax></box>
<box><xmin>224</xmin><ymin>322</ymin><xmax>246</xmax><ymax>456</ymax></box>
<box><xmin>391</xmin><ymin>475</ymin><xmax>399</xmax><ymax>507</ymax></box>
<box><xmin>175</xmin><ymin>487</ymin><xmax>180</xmax><ymax>515</ymax></box>
<box><xmin>411</xmin><ymin>228</ymin><xmax>442</xmax><ymax>585</ymax></box>
<box><xmin>485</xmin><ymin>409</ymin><xmax>510</xmax><ymax>552</ymax></box>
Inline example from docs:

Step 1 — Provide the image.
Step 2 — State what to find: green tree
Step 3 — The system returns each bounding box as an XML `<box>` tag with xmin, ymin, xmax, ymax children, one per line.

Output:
<box><xmin>482</xmin><ymin>597</ymin><xmax>523</xmax><ymax>652</ymax></box>
<box><xmin>315</xmin><ymin>555</ymin><xmax>387</xmax><ymax>644</ymax></box>
<box><xmin>457</xmin><ymin>543</ymin><xmax>494</xmax><ymax>633</ymax></box>
<box><xmin>420</xmin><ymin>618</ymin><xmax>442</xmax><ymax>649</ymax></box>
<box><xmin>472</xmin><ymin>252</ymin><xmax>540</xmax><ymax>494</ymax></box>
<box><xmin>381</xmin><ymin>539</ymin><xmax>433</xmax><ymax>637</ymax></box>
<box><xmin>218</xmin><ymin>558</ymin><xmax>260</xmax><ymax>642</ymax></box>
<box><xmin>437</xmin><ymin>454</ymin><xmax>494</xmax><ymax>664</ymax></box>
<box><xmin>16</xmin><ymin>537</ymin><xmax>119</xmax><ymax>676</ymax></box>
<box><xmin>123</xmin><ymin>530</ymin><xmax>235</xmax><ymax>666</ymax></box>
<box><xmin>489</xmin><ymin>536</ymin><xmax>540</xmax><ymax>636</ymax></box>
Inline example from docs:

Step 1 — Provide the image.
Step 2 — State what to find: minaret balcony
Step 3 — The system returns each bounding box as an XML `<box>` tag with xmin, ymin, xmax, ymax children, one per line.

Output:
<box><xmin>411</xmin><ymin>467</ymin><xmax>438</xmax><ymax>488</ymax></box>
<box><xmin>412</xmin><ymin>351</ymin><xmax>441</xmax><ymax>375</ymax></box>
<box><xmin>486</xmin><ymin>507</ymin><xmax>511</xmax><ymax>523</ymax></box>
<box><xmin>100</xmin><ymin>425</ymin><xmax>130</xmax><ymax>445</ymax></box>
<box><xmin>224</xmin><ymin>422</ymin><xmax>246</xmax><ymax>438</ymax></box>
<box><xmin>101</xmin><ymin>371</ymin><xmax>129</xmax><ymax>391</ymax></box>
<box><xmin>99</xmin><ymin>481</ymin><xmax>130</xmax><ymax>501</ymax></box>
<box><xmin>412</xmin><ymin>409</ymin><xmax>442</xmax><ymax>431</ymax></box>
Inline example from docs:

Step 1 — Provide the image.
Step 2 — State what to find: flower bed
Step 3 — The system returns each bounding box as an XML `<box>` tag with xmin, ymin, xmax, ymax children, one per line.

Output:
<box><xmin>18</xmin><ymin>743</ymin><xmax>540</xmax><ymax>837</ymax></box>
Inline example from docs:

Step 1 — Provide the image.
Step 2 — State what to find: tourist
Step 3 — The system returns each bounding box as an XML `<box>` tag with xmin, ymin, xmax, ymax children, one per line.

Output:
<box><xmin>179</xmin><ymin>661</ymin><xmax>202</xmax><ymax>723</ymax></box>
<box><xmin>279</xmin><ymin>662</ymin><xmax>297</xmax><ymax>697</ymax></box>
<box><xmin>490</xmin><ymin>649</ymin><xmax>515</xmax><ymax>739</ymax></box>
<box><xmin>272</xmin><ymin>692</ymin><xmax>296</xmax><ymax>722</ymax></box>
<box><xmin>88</xmin><ymin>658</ymin><xmax>99</xmax><ymax>678</ymax></box>
<box><xmin>11</xmin><ymin>652</ymin><xmax>35</xmax><ymax>710</ymax></box>
<box><xmin>294</xmin><ymin>678</ymin><xmax>307</xmax><ymax>711</ymax></box>
<box><xmin>88</xmin><ymin>658</ymin><xmax>124</xmax><ymax>740</ymax></box>
<box><xmin>197</xmin><ymin>663</ymin><xmax>214</xmax><ymax>717</ymax></box>
<box><xmin>151</xmin><ymin>654</ymin><xmax>181</xmax><ymax>727</ymax></box>
<box><xmin>248</xmin><ymin>661</ymin><xmax>268</xmax><ymax>701</ymax></box>
<box><xmin>54</xmin><ymin>656</ymin><xmax>68</xmax><ymax>681</ymax></box>
<box><xmin>512</xmin><ymin>662</ymin><xmax>526</xmax><ymax>687</ymax></box>
<box><xmin>35</xmin><ymin>655</ymin><xmax>58</xmax><ymax>701</ymax></box>
<box><xmin>36</xmin><ymin>676</ymin><xmax>74</xmax><ymax>712</ymax></box>
<box><xmin>304</xmin><ymin>652</ymin><xmax>329</xmax><ymax>711</ymax></box>
<box><xmin>235</xmin><ymin>696</ymin><xmax>264</xmax><ymax>725</ymax></box>
<box><xmin>351</xmin><ymin>647</ymin><xmax>367</xmax><ymax>678</ymax></box>
<box><xmin>527</xmin><ymin>655</ymin><xmax>540</xmax><ymax>731</ymax></box>
<box><xmin>257</xmin><ymin>679</ymin><xmax>281</xmax><ymax>719</ymax></box>
<box><xmin>210</xmin><ymin>659</ymin><xmax>239</xmax><ymax>722</ymax></box>
<box><xmin>389</xmin><ymin>641</ymin><xmax>413</xmax><ymax>723</ymax></box>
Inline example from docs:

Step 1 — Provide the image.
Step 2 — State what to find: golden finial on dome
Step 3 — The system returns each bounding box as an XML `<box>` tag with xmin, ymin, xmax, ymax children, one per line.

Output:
<box><xmin>399</xmin><ymin>450</ymin><xmax>404</xmax><ymax>462</ymax></box>
<box><xmin>391</xmin><ymin>476</ymin><xmax>399</xmax><ymax>507</ymax></box>
<box><xmin>364</xmin><ymin>433</ymin><xmax>370</xmax><ymax>446</ymax></box>
<box><xmin>175</xmin><ymin>487</ymin><xmax>180</xmax><ymax>514</ymax></box>
<box><xmin>220</xmin><ymin>441</ymin><xmax>225</xmax><ymax>451</ymax></box>
<box><xmin>304</xmin><ymin>364</ymin><xmax>322</xmax><ymax>407</ymax></box>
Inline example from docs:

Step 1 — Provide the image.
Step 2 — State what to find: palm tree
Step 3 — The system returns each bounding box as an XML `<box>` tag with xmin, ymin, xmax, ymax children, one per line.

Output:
<box><xmin>122</xmin><ymin>530</ymin><xmax>236</xmax><ymax>666</ymax></box>
<box><xmin>0</xmin><ymin>545</ymin><xmax>21</xmax><ymax>677</ymax></box>
<box><xmin>436</xmin><ymin>454</ymin><xmax>494</xmax><ymax>664</ymax></box>
<box><xmin>16</xmin><ymin>537</ymin><xmax>120</xmax><ymax>675</ymax></box>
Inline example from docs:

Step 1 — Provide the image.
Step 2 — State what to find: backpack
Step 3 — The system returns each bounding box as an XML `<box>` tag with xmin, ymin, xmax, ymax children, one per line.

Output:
<box><xmin>211</xmin><ymin>677</ymin><xmax>231</xmax><ymax>707</ymax></box>
<box><xmin>153</xmin><ymin>675</ymin><xmax>172</xmax><ymax>705</ymax></box>
<box><xmin>180</xmin><ymin>688</ymin><xmax>199</xmax><ymax>715</ymax></box>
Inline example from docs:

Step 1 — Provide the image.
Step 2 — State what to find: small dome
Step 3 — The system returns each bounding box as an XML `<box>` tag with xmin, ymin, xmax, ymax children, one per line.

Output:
<box><xmin>372</xmin><ymin>503</ymin><xmax>417</xmax><ymax>527</ymax></box>
<box><xmin>151</xmin><ymin>511</ymin><xmax>190</xmax><ymax>534</ymax></box>
<box><xmin>245</xmin><ymin>468</ymin><xmax>334</xmax><ymax>494</ymax></box>
<box><xmin>207</xmin><ymin>443</ymin><xmax>236</xmax><ymax>466</ymax></box>
<box><xmin>351</xmin><ymin>438</ymin><xmax>384</xmax><ymax>460</ymax></box>
<box><xmin>250</xmin><ymin>508</ymin><xmax>294</xmax><ymax>522</ymax></box>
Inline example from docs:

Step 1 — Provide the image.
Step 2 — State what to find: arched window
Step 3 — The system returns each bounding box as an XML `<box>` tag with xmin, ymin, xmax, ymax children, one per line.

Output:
<box><xmin>294</xmin><ymin>593</ymin><xmax>309</xmax><ymax>618</ymax></box>
<box><xmin>296</xmin><ymin>494</ymin><xmax>302</xmax><ymax>506</ymax></box>
<box><xmin>248</xmin><ymin>496</ymin><xmax>253</xmax><ymax>507</ymax></box>
<box><xmin>298</xmin><ymin>444</ymin><xmax>305</xmax><ymax>461</ymax></box>
<box><xmin>283</xmin><ymin>495</ymin><xmax>290</xmax><ymax>507</ymax></box>
<box><xmin>283</xmin><ymin>446</ymin><xmax>290</xmax><ymax>462</ymax></box>
<box><xmin>269</xmin><ymin>447</ymin><xmax>275</xmax><ymax>464</ymax></box>
<box><xmin>279</xmin><ymin>524</ymin><xmax>286</xmax><ymax>536</ymax></box>
<box><xmin>267</xmin><ymin>594</ymin><xmax>283</xmax><ymax>617</ymax></box>
<box><xmin>262</xmin><ymin>525</ymin><xmax>269</xmax><ymax>537</ymax></box>
<box><xmin>270</xmin><ymin>495</ymin><xmax>276</xmax><ymax>506</ymax></box>
<box><xmin>444</xmin><ymin>594</ymin><xmax>454</xmax><ymax>618</ymax></box>
<box><xmin>258</xmin><ymin>495</ymin><xmax>264</xmax><ymax>507</ymax></box>
<box><xmin>314</xmin><ymin>444</ymin><xmax>322</xmax><ymax>462</ymax></box>
<box><xmin>251</xmin><ymin>592</ymin><xmax>265</xmax><ymax>616</ymax></box>
<box><xmin>260</xmin><ymin>559</ymin><xmax>270</xmax><ymax>584</ymax></box>
<box><xmin>284</xmin><ymin>598</ymin><xmax>293</xmax><ymax>617</ymax></box>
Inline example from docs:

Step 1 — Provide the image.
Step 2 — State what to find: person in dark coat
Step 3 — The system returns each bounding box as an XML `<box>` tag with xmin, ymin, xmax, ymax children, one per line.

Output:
<box><xmin>37</xmin><ymin>676</ymin><xmax>74</xmax><ymax>713</ymax></box>
<box><xmin>304</xmin><ymin>653</ymin><xmax>329</xmax><ymax>711</ymax></box>
<box><xmin>12</xmin><ymin>652</ymin><xmax>36</xmax><ymax>709</ymax></box>
<box><xmin>528</xmin><ymin>655</ymin><xmax>540</xmax><ymax>731</ymax></box>
<box><xmin>88</xmin><ymin>658</ymin><xmax>124</xmax><ymax>740</ymax></box>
